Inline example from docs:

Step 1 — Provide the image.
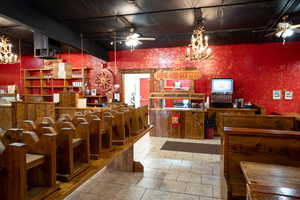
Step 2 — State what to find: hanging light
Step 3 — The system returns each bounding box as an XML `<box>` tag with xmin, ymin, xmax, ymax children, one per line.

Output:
<box><xmin>185</xmin><ymin>26</ymin><xmax>211</xmax><ymax>61</ymax></box>
<box><xmin>0</xmin><ymin>35</ymin><xmax>19</xmax><ymax>64</ymax></box>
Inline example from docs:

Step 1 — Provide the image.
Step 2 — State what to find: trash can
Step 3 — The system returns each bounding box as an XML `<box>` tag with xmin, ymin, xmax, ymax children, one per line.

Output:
<box><xmin>205</xmin><ymin>120</ymin><xmax>215</xmax><ymax>139</ymax></box>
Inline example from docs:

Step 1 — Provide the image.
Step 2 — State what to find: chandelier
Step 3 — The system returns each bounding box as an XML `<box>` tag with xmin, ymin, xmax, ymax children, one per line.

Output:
<box><xmin>0</xmin><ymin>36</ymin><xmax>18</xmax><ymax>64</ymax></box>
<box><xmin>185</xmin><ymin>26</ymin><xmax>211</xmax><ymax>61</ymax></box>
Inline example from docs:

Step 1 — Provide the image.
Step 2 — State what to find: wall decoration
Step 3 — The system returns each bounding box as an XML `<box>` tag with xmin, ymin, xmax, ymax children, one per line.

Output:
<box><xmin>94</xmin><ymin>68</ymin><xmax>114</xmax><ymax>94</ymax></box>
<box><xmin>154</xmin><ymin>70</ymin><xmax>202</xmax><ymax>80</ymax></box>
<box><xmin>91</xmin><ymin>89</ymin><xmax>97</xmax><ymax>96</ymax></box>
<box><xmin>273</xmin><ymin>90</ymin><xmax>281</xmax><ymax>100</ymax></box>
<box><xmin>285</xmin><ymin>91</ymin><xmax>293</xmax><ymax>100</ymax></box>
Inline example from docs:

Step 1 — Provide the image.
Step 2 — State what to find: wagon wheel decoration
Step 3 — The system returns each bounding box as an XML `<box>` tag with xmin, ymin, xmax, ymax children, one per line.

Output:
<box><xmin>95</xmin><ymin>68</ymin><xmax>114</xmax><ymax>93</ymax></box>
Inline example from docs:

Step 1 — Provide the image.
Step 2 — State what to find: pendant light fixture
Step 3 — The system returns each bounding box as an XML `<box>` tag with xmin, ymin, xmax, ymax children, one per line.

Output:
<box><xmin>0</xmin><ymin>35</ymin><xmax>19</xmax><ymax>64</ymax></box>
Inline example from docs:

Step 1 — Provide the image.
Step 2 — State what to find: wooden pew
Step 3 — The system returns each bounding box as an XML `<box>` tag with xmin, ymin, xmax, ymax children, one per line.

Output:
<box><xmin>114</xmin><ymin>106</ymin><xmax>133</xmax><ymax>138</ymax></box>
<box><xmin>0</xmin><ymin>128</ymin><xmax>57</xmax><ymax>200</ymax></box>
<box><xmin>104</xmin><ymin>110</ymin><xmax>128</xmax><ymax>145</ymax></box>
<box><xmin>72</xmin><ymin>111</ymin><xmax>113</xmax><ymax>154</ymax></box>
<box><xmin>132</xmin><ymin>106</ymin><xmax>149</xmax><ymax>136</ymax></box>
<box><xmin>217</xmin><ymin>113</ymin><xmax>300</xmax><ymax>137</ymax></box>
<box><xmin>75</xmin><ymin>112</ymin><xmax>114</xmax><ymax>156</ymax></box>
<box><xmin>41</xmin><ymin>116</ymin><xmax>90</xmax><ymax>181</ymax></box>
<box><xmin>223</xmin><ymin>127</ymin><xmax>300</xmax><ymax>200</ymax></box>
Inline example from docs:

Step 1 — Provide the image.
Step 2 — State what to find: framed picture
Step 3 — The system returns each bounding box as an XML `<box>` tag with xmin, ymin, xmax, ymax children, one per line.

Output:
<box><xmin>91</xmin><ymin>89</ymin><xmax>97</xmax><ymax>96</ymax></box>
<box><xmin>285</xmin><ymin>91</ymin><xmax>293</xmax><ymax>100</ymax></box>
<box><xmin>273</xmin><ymin>90</ymin><xmax>281</xmax><ymax>100</ymax></box>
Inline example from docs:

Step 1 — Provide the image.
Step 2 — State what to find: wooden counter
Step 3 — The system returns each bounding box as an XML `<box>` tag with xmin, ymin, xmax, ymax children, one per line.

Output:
<box><xmin>241</xmin><ymin>161</ymin><xmax>300</xmax><ymax>200</ymax></box>
<box><xmin>150</xmin><ymin>107</ymin><xmax>261</xmax><ymax>139</ymax></box>
<box><xmin>0</xmin><ymin>105</ymin><xmax>12</xmax><ymax>130</ymax></box>
<box><xmin>150</xmin><ymin>108</ymin><xmax>205</xmax><ymax>139</ymax></box>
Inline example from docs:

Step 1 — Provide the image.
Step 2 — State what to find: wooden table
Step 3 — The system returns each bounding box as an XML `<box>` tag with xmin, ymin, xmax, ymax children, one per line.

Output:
<box><xmin>240</xmin><ymin>161</ymin><xmax>300</xmax><ymax>200</ymax></box>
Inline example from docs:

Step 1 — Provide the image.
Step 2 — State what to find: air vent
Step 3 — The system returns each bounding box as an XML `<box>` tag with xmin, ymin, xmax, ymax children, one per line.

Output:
<box><xmin>34</xmin><ymin>32</ymin><xmax>57</xmax><ymax>59</ymax></box>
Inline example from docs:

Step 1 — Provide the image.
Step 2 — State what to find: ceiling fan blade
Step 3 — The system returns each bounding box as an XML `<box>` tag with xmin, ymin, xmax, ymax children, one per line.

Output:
<box><xmin>290</xmin><ymin>24</ymin><xmax>300</xmax><ymax>29</ymax></box>
<box><xmin>293</xmin><ymin>29</ymin><xmax>300</xmax><ymax>33</ymax></box>
<box><xmin>137</xmin><ymin>37</ymin><xmax>156</xmax><ymax>41</ymax></box>
<box><xmin>131</xmin><ymin>33</ymin><xmax>140</xmax><ymax>39</ymax></box>
<box><xmin>265</xmin><ymin>31</ymin><xmax>277</xmax><ymax>37</ymax></box>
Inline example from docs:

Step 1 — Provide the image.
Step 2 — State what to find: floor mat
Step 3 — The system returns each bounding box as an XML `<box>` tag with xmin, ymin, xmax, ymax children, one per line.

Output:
<box><xmin>161</xmin><ymin>141</ymin><xmax>220</xmax><ymax>154</ymax></box>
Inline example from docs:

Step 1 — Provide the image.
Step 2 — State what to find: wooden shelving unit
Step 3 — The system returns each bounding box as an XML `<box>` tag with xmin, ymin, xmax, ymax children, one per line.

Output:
<box><xmin>23</xmin><ymin>67</ymin><xmax>91</xmax><ymax>102</ymax></box>
<box><xmin>84</xmin><ymin>95</ymin><xmax>107</xmax><ymax>107</ymax></box>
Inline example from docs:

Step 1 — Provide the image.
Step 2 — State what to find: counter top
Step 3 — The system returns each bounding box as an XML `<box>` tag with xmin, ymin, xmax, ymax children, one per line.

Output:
<box><xmin>0</xmin><ymin>104</ymin><xmax>12</xmax><ymax>107</ymax></box>
<box><xmin>207</xmin><ymin>107</ymin><xmax>258</xmax><ymax>111</ymax></box>
<box><xmin>150</xmin><ymin>107</ymin><xmax>258</xmax><ymax>112</ymax></box>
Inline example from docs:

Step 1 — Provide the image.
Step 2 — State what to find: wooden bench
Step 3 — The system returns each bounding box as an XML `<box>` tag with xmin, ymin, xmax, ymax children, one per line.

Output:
<box><xmin>82</xmin><ymin>112</ymin><xmax>112</xmax><ymax>159</ymax></box>
<box><xmin>223</xmin><ymin>127</ymin><xmax>300</xmax><ymax>200</ymax></box>
<box><xmin>104</xmin><ymin>110</ymin><xmax>128</xmax><ymax>145</ymax></box>
<box><xmin>217</xmin><ymin>114</ymin><xmax>300</xmax><ymax>136</ymax></box>
<box><xmin>40</xmin><ymin>116</ymin><xmax>90</xmax><ymax>181</ymax></box>
<box><xmin>132</xmin><ymin>105</ymin><xmax>149</xmax><ymax>136</ymax></box>
<box><xmin>0</xmin><ymin>128</ymin><xmax>57</xmax><ymax>200</ymax></box>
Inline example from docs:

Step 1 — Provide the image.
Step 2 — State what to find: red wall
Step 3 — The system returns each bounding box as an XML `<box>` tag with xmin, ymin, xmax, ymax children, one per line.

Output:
<box><xmin>1</xmin><ymin>42</ymin><xmax>300</xmax><ymax>114</ymax></box>
<box><xmin>108</xmin><ymin>42</ymin><xmax>300</xmax><ymax>114</ymax></box>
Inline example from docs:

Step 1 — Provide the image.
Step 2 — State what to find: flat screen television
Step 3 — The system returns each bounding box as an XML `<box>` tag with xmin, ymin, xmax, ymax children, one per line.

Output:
<box><xmin>212</xmin><ymin>78</ymin><xmax>233</xmax><ymax>94</ymax></box>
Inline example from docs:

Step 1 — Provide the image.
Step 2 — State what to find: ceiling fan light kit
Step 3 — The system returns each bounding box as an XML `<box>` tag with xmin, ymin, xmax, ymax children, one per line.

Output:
<box><xmin>110</xmin><ymin>31</ymin><xmax>156</xmax><ymax>51</ymax></box>
<box><xmin>266</xmin><ymin>15</ymin><xmax>300</xmax><ymax>44</ymax></box>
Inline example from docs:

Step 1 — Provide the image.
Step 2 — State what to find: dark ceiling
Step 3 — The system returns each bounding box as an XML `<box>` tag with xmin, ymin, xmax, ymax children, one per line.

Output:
<box><xmin>0</xmin><ymin>15</ymin><xmax>83</xmax><ymax>55</ymax></box>
<box><xmin>0</xmin><ymin>16</ymin><xmax>34</xmax><ymax>55</ymax></box>
<box><xmin>2</xmin><ymin>0</ymin><xmax>300</xmax><ymax>53</ymax></box>
<box><xmin>25</xmin><ymin>0</ymin><xmax>300</xmax><ymax>50</ymax></box>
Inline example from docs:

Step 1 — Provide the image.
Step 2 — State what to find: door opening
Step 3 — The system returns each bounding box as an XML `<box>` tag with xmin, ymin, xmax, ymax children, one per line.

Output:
<box><xmin>123</xmin><ymin>73</ymin><xmax>150</xmax><ymax>108</ymax></box>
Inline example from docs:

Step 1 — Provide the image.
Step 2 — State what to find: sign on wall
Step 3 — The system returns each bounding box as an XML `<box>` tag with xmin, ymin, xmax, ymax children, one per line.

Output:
<box><xmin>154</xmin><ymin>70</ymin><xmax>202</xmax><ymax>80</ymax></box>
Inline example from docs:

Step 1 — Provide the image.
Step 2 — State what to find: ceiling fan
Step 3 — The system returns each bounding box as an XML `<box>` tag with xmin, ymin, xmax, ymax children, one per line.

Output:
<box><xmin>265</xmin><ymin>15</ymin><xmax>300</xmax><ymax>43</ymax></box>
<box><xmin>111</xmin><ymin>28</ymin><xmax>156</xmax><ymax>51</ymax></box>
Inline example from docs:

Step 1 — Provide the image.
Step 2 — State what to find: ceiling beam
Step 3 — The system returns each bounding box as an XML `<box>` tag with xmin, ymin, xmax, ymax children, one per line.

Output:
<box><xmin>83</xmin><ymin>26</ymin><xmax>267</xmax><ymax>39</ymax></box>
<box><xmin>0</xmin><ymin>0</ymin><xmax>108</xmax><ymax>60</ymax></box>
<box><xmin>62</xmin><ymin>0</ymin><xmax>274</xmax><ymax>22</ymax></box>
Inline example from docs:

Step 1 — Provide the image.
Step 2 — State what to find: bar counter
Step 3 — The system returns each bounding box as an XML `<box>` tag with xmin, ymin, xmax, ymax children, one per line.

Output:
<box><xmin>150</xmin><ymin>107</ymin><xmax>260</xmax><ymax>139</ymax></box>
<box><xmin>150</xmin><ymin>107</ymin><xmax>206</xmax><ymax>139</ymax></box>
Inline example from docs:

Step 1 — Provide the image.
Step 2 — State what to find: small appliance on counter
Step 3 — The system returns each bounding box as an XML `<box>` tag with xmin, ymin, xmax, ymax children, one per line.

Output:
<box><xmin>211</xmin><ymin>78</ymin><xmax>233</xmax><ymax>108</ymax></box>
<box><xmin>235</xmin><ymin>98</ymin><xmax>244</xmax><ymax>108</ymax></box>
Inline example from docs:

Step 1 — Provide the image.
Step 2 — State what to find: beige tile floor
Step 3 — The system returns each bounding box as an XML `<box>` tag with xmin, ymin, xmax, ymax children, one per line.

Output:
<box><xmin>65</xmin><ymin>134</ymin><xmax>224</xmax><ymax>200</ymax></box>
